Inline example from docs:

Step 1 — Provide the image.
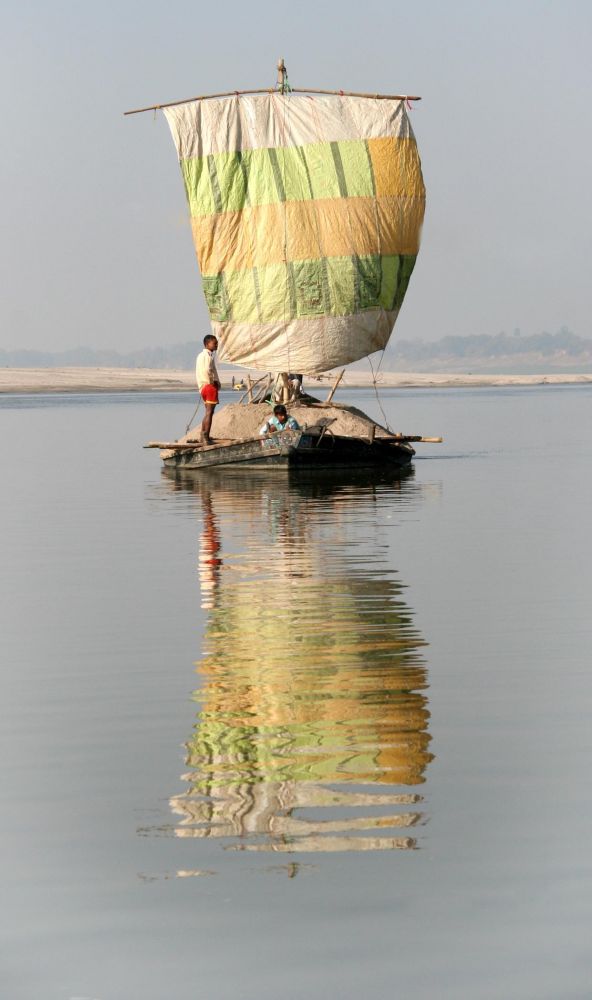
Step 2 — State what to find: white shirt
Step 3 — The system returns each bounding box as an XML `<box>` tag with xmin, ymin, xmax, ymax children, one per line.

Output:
<box><xmin>195</xmin><ymin>348</ymin><xmax>219</xmax><ymax>390</ymax></box>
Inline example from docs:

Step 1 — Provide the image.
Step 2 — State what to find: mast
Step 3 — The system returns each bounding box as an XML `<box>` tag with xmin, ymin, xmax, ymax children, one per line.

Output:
<box><xmin>276</xmin><ymin>58</ymin><xmax>291</xmax><ymax>400</ymax></box>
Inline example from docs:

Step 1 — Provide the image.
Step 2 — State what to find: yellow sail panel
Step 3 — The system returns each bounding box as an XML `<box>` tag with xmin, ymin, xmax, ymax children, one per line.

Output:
<box><xmin>165</xmin><ymin>94</ymin><xmax>425</xmax><ymax>373</ymax></box>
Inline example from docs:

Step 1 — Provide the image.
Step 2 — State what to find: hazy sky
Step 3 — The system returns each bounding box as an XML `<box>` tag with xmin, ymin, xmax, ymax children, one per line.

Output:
<box><xmin>2</xmin><ymin>0</ymin><xmax>590</xmax><ymax>352</ymax></box>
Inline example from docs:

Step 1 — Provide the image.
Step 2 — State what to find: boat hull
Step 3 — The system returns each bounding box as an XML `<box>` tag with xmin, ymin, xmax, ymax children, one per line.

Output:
<box><xmin>162</xmin><ymin>430</ymin><xmax>414</xmax><ymax>472</ymax></box>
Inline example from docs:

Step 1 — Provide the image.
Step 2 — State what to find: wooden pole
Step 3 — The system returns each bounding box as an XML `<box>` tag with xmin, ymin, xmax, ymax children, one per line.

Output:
<box><xmin>280</xmin><ymin>372</ymin><xmax>291</xmax><ymax>403</ymax></box>
<box><xmin>143</xmin><ymin>433</ymin><xmax>442</xmax><ymax>449</ymax></box>
<box><xmin>325</xmin><ymin>369</ymin><xmax>345</xmax><ymax>404</ymax></box>
<box><xmin>246</xmin><ymin>375</ymin><xmax>254</xmax><ymax>403</ymax></box>
<box><xmin>144</xmin><ymin>441</ymin><xmax>204</xmax><ymax>449</ymax></box>
<box><xmin>124</xmin><ymin>88</ymin><xmax>421</xmax><ymax>116</ymax></box>
<box><xmin>236</xmin><ymin>371</ymin><xmax>271</xmax><ymax>405</ymax></box>
<box><xmin>144</xmin><ymin>437</ymin><xmax>257</xmax><ymax>449</ymax></box>
<box><xmin>386</xmin><ymin>435</ymin><xmax>443</xmax><ymax>443</ymax></box>
<box><xmin>253</xmin><ymin>373</ymin><xmax>272</xmax><ymax>403</ymax></box>
<box><xmin>293</xmin><ymin>88</ymin><xmax>420</xmax><ymax>101</ymax></box>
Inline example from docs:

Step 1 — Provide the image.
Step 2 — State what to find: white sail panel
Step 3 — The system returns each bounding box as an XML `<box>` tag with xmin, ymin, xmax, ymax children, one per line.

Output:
<box><xmin>165</xmin><ymin>93</ymin><xmax>413</xmax><ymax>158</ymax></box>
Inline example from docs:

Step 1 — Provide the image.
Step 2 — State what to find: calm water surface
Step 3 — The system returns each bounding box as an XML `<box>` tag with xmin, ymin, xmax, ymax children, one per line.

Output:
<box><xmin>1</xmin><ymin>387</ymin><xmax>591</xmax><ymax>999</ymax></box>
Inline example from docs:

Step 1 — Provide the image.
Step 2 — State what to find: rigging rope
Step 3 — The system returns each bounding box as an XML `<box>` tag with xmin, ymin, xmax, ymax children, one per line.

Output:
<box><xmin>368</xmin><ymin>351</ymin><xmax>393</xmax><ymax>433</ymax></box>
<box><xmin>185</xmin><ymin>394</ymin><xmax>202</xmax><ymax>435</ymax></box>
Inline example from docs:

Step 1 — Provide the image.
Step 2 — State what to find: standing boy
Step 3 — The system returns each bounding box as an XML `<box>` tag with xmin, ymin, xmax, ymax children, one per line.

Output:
<box><xmin>195</xmin><ymin>335</ymin><xmax>220</xmax><ymax>445</ymax></box>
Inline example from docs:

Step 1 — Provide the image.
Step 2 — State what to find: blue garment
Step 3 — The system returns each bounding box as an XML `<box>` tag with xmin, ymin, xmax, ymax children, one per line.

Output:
<box><xmin>259</xmin><ymin>415</ymin><xmax>300</xmax><ymax>435</ymax></box>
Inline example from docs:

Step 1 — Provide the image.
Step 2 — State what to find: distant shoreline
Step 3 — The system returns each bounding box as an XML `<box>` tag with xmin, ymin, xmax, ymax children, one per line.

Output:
<box><xmin>1</xmin><ymin>366</ymin><xmax>591</xmax><ymax>395</ymax></box>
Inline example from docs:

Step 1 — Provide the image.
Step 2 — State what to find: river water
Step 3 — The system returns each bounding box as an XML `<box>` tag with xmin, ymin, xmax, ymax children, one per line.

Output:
<box><xmin>1</xmin><ymin>386</ymin><xmax>591</xmax><ymax>999</ymax></box>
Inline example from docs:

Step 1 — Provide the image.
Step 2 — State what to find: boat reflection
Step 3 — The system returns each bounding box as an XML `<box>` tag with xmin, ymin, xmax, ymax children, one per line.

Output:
<box><xmin>167</xmin><ymin>468</ymin><xmax>433</xmax><ymax>854</ymax></box>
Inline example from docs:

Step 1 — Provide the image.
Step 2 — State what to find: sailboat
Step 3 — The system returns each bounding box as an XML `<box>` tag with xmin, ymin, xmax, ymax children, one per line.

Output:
<box><xmin>131</xmin><ymin>61</ymin><xmax>438</xmax><ymax>470</ymax></box>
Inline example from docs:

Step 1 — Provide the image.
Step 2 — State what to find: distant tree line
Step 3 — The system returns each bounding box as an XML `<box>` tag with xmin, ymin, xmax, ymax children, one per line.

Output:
<box><xmin>387</xmin><ymin>327</ymin><xmax>591</xmax><ymax>363</ymax></box>
<box><xmin>1</xmin><ymin>328</ymin><xmax>590</xmax><ymax>369</ymax></box>
<box><xmin>0</xmin><ymin>342</ymin><xmax>199</xmax><ymax>369</ymax></box>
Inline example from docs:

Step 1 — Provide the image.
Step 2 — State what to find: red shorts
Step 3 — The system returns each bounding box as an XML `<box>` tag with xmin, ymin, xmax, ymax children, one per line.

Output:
<box><xmin>200</xmin><ymin>384</ymin><xmax>219</xmax><ymax>404</ymax></box>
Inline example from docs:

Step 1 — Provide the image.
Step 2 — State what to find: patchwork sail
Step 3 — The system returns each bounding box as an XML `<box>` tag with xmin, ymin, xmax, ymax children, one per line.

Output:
<box><xmin>164</xmin><ymin>93</ymin><xmax>425</xmax><ymax>374</ymax></box>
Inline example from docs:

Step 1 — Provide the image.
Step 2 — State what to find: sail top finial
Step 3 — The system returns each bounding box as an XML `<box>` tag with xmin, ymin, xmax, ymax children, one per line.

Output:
<box><xmin>277</xmin><ymin>57</ymin><xmax>288</xmax><ymax>93</ymax></box>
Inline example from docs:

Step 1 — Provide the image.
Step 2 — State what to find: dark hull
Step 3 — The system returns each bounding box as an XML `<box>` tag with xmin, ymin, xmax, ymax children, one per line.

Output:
<box><xmin>162</xmin><ymin>430</ymin><xmax>415</xmax><ymax>472</ymax></box>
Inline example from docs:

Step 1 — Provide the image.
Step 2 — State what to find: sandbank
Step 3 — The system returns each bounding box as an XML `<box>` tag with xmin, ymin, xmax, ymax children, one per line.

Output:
<box><xmin>0</xmin><ymin>366</ymin><xmax>591</xmax><ymax>395</ymax></box>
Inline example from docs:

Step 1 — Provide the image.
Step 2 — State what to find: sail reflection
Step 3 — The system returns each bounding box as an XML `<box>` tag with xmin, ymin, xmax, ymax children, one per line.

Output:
<box><xmin>167</xmin><ymin>470</ymin><xmax>433</xmax><ymax>854</ymax></box>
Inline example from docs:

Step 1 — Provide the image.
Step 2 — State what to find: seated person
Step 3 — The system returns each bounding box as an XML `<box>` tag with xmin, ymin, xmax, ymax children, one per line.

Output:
<box><xmin>288</xmin><ymin>373</ymin><xmax>303</xmax><ymax>396</ymax></box>
<box><xmin>259</xmin><ymin>404</ymin><xmax>301</xmax><ymax>436</ymax></box>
